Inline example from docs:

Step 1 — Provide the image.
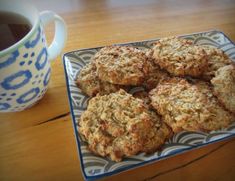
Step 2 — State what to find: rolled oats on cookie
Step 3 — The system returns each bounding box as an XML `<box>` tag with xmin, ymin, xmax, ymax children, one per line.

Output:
<box><xmin>94</xmin><ymin>46</ymin><xmax>151</xmax><ymax>85</ymax></box>
<box><xmin>151</xmin><ymin>37</ymin><xmax>208</xmax><ymax>77</ymax></box>
<box><xmin>79</xmin><ymin>89</ymin><xmax>171</xmax><ymax>161</ymax></box>
<box><xmin>150</xmin><ymin>78</ymin><xmax>233</xmax><ymax>133</ymax></box>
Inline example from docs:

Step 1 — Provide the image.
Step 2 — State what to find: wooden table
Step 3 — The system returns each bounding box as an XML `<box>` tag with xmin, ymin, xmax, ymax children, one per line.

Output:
<box><xmin>1</xmin><ymin>0</ymin><xmax>235</xmax><ymax>180</ymax></box>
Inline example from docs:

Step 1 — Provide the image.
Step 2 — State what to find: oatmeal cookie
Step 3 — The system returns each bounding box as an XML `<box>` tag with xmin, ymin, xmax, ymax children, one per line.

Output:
<box><xmin>151</xmin><ymin>37</ymin><xmax>208</xmax><ymax>77</ymax></box>
<box><xmin>149</xmin><ymin>78</ymin><xmax>233</xmax><ymax>133</ymax></box>
<box><xmin>211</xmin><ymin>65</ymin><xmax>235</xmax><ymax>113</ymax></box>
<box><xmin>79</xmin><ymin>89</ymin><xmax>171</xmax><ymax>161</ymax></box>
<box><xmin>94</xmin><ymin>46</ymin><xmax>150</xmax><ymax>85</ymax></box>
<box><xmin>76</xmin><ymin>63</ymin><xmax>123</xmax><ymax>96</ymax></box>
<box><xmin>202</xmin><ymin>45</ymin><xmax>232</xmax><ymax>80</ymax></box>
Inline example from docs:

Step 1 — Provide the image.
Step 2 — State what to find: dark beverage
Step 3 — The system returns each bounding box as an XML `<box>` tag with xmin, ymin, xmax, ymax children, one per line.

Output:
<box><xmin>0</xmin><ymin>12</ymin><xmax>31</xmax><ymax>51</ymax></box>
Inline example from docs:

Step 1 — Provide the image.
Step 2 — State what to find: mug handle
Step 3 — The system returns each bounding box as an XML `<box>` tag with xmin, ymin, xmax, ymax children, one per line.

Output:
<box><xmin>39</xmin><ymin>11</ymin><xmax>67</xmax><ymax>61</ymax></box>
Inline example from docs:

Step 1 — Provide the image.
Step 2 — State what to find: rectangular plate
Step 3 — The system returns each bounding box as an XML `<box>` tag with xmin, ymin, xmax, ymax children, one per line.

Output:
<box><xmin>63</xmin><ymin>30</ymin><xmax>235</xmax><ymax>181</ymax></box>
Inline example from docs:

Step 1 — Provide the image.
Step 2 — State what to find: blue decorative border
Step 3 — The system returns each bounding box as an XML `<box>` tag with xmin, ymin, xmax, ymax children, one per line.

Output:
<box><xmin>62</xmin><ymin>30</ymin><xmax>235</xmax><ymax>181</ymax></box>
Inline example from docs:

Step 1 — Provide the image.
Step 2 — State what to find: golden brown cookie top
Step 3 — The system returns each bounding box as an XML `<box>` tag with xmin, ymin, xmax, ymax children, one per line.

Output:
<box><xmin>94</xmin><ymin>46</ymin><xmax>150</xmax><ymax>85</ymax></box>
<box><xmin>79</xmin><ymin>89</ymin><xmax>171</xmax><ymax>161</ymax></box>
<box><xmin>151</xmin><ymin>37</ymin><xmax>208</xmax><ymax>77</ymax></box>
<box><xmin>211</xmin><ymin>64</ymin><xmax>235</xmax><ymax>113</ymax></box>
<box><xmin>149</xmin><ymin>78</ymin><xmax>233</xmax><ymax>133</ymax></box>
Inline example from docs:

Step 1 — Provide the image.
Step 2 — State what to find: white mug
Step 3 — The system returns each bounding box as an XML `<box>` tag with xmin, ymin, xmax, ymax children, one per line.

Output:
<box><xmin>0</xmin><ymin>1</ymin><xmax>67</xmax><ymax>112</ymax></box>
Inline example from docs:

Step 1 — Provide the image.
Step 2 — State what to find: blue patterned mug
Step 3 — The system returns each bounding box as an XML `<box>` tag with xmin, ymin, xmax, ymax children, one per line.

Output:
<box><xmin>0</xmin><ymin>1</ymin><xmax>67</xmax><ymax>112</ymax></box>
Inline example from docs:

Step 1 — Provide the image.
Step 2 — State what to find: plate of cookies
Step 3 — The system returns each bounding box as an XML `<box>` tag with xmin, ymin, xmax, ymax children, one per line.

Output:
<box><xmin>63</xmin><ymin>30</ymin><xmax>235</xmax><ymax>180</ymax></box>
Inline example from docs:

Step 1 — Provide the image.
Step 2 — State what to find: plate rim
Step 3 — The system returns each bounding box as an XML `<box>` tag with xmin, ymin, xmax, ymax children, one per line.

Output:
<box><xmin>62</xmin><ymin>29</ymin><xmax>235</xmax><ymax>180</ymax></box>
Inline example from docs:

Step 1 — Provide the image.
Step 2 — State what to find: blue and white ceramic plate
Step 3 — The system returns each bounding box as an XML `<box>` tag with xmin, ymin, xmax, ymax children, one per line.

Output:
<box><xmin>63</xmin><ymin>30</ymin><xmax>235</xmax><ymax>181</ymax></box>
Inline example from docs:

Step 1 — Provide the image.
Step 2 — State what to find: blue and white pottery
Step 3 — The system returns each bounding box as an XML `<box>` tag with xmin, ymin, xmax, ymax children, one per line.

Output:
<box><xmin>0</xmin><ymin>1</ymin><xmax>67</xmax><ymax>112</ymax></box>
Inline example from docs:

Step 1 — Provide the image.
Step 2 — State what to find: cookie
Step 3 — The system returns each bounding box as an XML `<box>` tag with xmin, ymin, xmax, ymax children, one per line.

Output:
<box><xmin>151</xmin><ymin>37</ymin><xmax>208</xmax><ymax>77</ymax></box>
<box><xmin>79</xmin><ymin>89</ymin><xmax>171</xmax><ymax>161</ymax></box>
<box><xmin>76</xmin><ymin>62</ymin><xmax>123</xmax><ymax>96</ymax></box>
<box><xmin>94</xmin><ymin>46</ymin><xmax>150</xmax><ymax>85</ymax></box>
<box><xmin>202</xmin><ymin>46</ymin><xmax>232</xmax><ymax>80</ymax></box>
<box><xmin>149</xmin><ymin>78</ymin><xmax>233</xmax><ymax>133</ymax></box>
<box><xmin>211</xmin><ymin>65</ymin><xmax>235</xmax><ymax>113</ymax></box>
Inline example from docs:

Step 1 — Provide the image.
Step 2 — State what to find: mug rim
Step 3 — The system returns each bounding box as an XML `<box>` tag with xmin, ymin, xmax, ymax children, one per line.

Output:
<box><xmin>0</xmin><ymin>3</ymin><xmax>40</xmax><ymax>57</ymax></box>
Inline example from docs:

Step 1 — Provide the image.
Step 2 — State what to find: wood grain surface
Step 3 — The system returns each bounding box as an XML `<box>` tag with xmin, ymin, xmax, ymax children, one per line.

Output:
<box><xmin>1</xmin><ymin>0</ymin><xmax>235</xmax><ymax>180</ymax></box>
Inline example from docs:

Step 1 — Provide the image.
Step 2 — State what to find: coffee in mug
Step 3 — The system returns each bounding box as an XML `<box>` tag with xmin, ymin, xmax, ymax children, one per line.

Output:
<box><xmin>0</xmin><ymin>12</ymin><xmax>32</xmax><ymax>51</ymax></box>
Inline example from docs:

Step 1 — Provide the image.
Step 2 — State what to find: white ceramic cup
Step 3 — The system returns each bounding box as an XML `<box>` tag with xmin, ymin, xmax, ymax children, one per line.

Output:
<box><xmin>0</xmin><ymin>1</ymin><xmax>67</xmax><ymax>112</ymax></box>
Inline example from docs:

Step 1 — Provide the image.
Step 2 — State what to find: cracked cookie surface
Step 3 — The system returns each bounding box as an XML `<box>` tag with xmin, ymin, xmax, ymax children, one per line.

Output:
<box><xmin>94</xmin><ymin>46</ymin><xmax>150</xmax><ymax>85</ymax></box>
<box><xmin>79</xmin><ymin>90</ymin><xmax>171</xmax><ymax>161</ymax></box>
<box><xmin>150</xmin><ymin>78</ymin><xmax>233</xmax><ymax>133</ymax></box>
<box><xmin>151</xmin><ymin>37</ymin><xmax>208</xmax><ymax>77</ymax></box>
